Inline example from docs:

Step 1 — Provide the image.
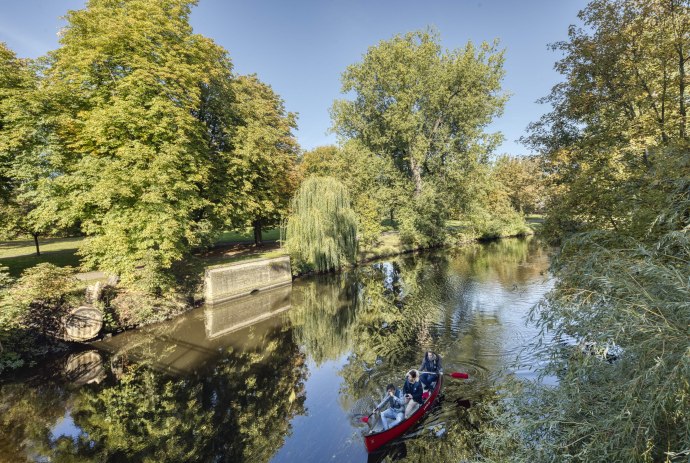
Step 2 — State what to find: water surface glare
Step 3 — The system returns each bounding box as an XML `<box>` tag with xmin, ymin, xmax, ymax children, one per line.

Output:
<box><xmin>0</xmin><ymin>237</ymin><xmax>553</xmax><ymax>462</ymax></box>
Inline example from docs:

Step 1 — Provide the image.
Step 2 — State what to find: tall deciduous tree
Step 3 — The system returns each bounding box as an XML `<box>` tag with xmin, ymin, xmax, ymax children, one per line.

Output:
<box><xmin>0</xmin><ymin>42</ymin><xmax>59</xmax><ymax>254</ymax></box>
<box><xmin>331</xmin><ymin>29</ymin><xmax>508</xmax><ymax>245</ymax></box>
<box><xmin>35</xmin><ymin>0</ymin><xmax>236</xmax><ymax>291</ymax></box>
<box><xmin>493</xmin><ymin>155</ymin><xmax>545</xmax><ymax>215</ymax></box>
<box><xmin>226</xmin><ymin>75</ymin><xmax>299</xmax><ymax>246</ymax></box>
<box><xmin>525</xmin><ymin>0</ymin><xmax>690</xmax><ymax>240</ymax></box>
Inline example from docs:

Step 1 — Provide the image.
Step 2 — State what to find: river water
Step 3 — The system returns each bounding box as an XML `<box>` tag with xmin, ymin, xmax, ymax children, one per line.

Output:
<box><xmin>0</xmin><ymin>237</ymin><xmax>553</xmax><ymax>463</ymax></box>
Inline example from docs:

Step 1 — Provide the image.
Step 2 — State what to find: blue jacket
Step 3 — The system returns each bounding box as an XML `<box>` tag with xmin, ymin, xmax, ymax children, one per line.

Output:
<box><xmin>420</xmin><ymin>355</ymin><xmax>442</xmax><ymax>374</ymax></box>
<box><xmin>403</xmin><ymin>379</ymin><xmax>423</xmax><ymax>404</ymax></box>
<box><xmin>376</xmin><ymin>388</ymin><xmax>404</xmax><ymax>412</ymax></box>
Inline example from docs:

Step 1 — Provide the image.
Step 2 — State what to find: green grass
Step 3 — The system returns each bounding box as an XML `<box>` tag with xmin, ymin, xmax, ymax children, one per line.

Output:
<box><xmin>203</xmin><ymin>247</ymin><xmax>287</xmax><ymax>269</ymax></box>
<box><xmin>214</xmin><ymin>228</ymin><xmax>280</xmax><ymax>244</ymax></box>
<box><xmin>0</xmin><ymin>250</ymin><xmax>82</xmax><ymax>277</ymax></box>
<box><xmin>0</xmin><ymin>236</ymin><xmax>83</xmax><ymax>258</ymax></box>
<box><xmin>0</xmin><ymin>236</ymin><xmax>83</xmax><ymax>277</ymax></box>
<box><xmin>0</xmin><ymin>228</ymin><xmax>283</xmax><ymax>277</ymax></box>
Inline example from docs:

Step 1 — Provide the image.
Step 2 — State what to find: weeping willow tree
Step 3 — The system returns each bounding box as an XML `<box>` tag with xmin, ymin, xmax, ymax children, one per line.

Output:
<box><xmin>286</xmin><ymin>177</ymin><xmax>357</xmax><ymax>273</ymax></box>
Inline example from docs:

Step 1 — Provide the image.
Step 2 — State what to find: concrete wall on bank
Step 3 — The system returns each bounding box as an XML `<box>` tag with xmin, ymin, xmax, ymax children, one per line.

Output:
<box><xmin>204</xmin><ymin>256</ymin><xmax>292</xmax><ymax>304</ymax></box>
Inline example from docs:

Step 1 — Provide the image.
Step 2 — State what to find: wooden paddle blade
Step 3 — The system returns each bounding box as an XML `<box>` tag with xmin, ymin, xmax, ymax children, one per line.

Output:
<box><xmin>450</xmin><ymin>372</ymin><xmax>469</xmax><ymax>379</ymax></box>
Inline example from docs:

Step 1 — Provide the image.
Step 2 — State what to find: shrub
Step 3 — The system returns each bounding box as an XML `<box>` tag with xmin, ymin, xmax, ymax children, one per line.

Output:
<box><xmin>398</xmin><ymin>188</ymin><xmax>447</xmax><ymax>248</ymax></box>
<box><xmin>2</xmin><ymin>264</ymin><xmax>80</xmax><ymax>337</ymax></box>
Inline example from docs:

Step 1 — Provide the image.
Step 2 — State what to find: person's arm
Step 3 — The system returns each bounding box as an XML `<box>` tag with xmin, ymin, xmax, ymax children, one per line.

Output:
<box><xmin>391</xmin><ymin>392</ymin><xmax>403</xmax><ymax>408</ymax></box>
<box><xmin>374</xmin><ymin>396</ymin><xmax>389</xmax><ymax>411</ymax></box>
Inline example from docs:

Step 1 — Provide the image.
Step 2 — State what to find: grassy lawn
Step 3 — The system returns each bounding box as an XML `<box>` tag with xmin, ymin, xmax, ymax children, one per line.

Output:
<box><xmin>203</xmin><ymin>246</ymin><xmax>287</xmax><ymax>269</ymax></box>
<box><xmin>214</xmin><ymin>227</ymin><xmax>280</xmax><ymax>245</ymax></box>
<box><xmin>0</xmin><ymin>236</ymin><xmax>83</xmax><ymax>277</ymax></box>
<box><xmin>0</xmin><ymin>229</ymin><xmax>283</xmax><ymax>276</ymax></box>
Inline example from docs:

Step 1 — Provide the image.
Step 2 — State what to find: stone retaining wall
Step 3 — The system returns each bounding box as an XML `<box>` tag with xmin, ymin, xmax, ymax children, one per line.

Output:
<box><xmin>204</xmin><ymin>256</ymin><xmax>292</xmax><ymax>304</ymax></box>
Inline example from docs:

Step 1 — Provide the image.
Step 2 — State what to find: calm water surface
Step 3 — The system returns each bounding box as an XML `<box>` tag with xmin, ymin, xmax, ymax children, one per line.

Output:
<box><xmin>0</xmin><ymin>237</ymin><xmax>553</xmax><ymax>463</ymax></box>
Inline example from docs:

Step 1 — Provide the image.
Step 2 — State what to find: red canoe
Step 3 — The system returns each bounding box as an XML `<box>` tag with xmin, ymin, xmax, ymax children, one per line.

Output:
<box><xmin>363</xmin><ymin>370</ymin><xmax>443</xmax><ymax>452</ymax></box>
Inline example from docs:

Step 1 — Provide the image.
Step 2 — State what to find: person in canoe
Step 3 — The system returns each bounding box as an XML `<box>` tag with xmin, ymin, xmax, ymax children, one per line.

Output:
<box><xmin>419</xmin><ymin>351</ymin><xmax>441</xmax><ymax>391</ymax></box>
<box><xmin>372</xmin><ymin>383</ymin><xmax>405</xmax><ymax>430</ymax></box>
<box><xmin>402</xmin><ymin>369</ymin><xmax>423</xmax><ymax>418</ymax></box>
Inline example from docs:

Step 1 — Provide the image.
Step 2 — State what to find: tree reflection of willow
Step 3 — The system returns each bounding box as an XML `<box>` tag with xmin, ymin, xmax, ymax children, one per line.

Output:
<box><xmin>288</xmin><ymin>274</ymin><xmax>359</xmax><ymax>365</ymax></box>
<box><xmin>0</xmin><ymin>324</ymin><xmax>307</xmax><ymax>463</ymax></box>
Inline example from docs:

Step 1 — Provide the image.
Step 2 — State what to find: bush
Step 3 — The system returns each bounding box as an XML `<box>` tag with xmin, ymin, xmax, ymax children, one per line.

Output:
<box><xmin>107</xmin><ymin>290</ymin><xmax>188</xmax><ymax>330</ymax></box>
<box><xmin>0</xmin><ymin>264</ymin><xmax>79</xmax><ymax>373</ymax></box>
<box><xmin>499</xmin><ymin>231</ymin><xmax>690</xmax><ymax>462</ymax></box>
<box><xmin>398</xmin><ymin>188</ymin><xmax>447</xmax><ymax>248</ymax></box>
<box><xmin>2</xmin><ymin>264</ymin><xmax>80</xmax><ymax>337</ymax></box>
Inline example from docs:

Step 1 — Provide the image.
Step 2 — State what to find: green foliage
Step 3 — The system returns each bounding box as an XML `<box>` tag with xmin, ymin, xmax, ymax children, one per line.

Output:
<box><xmin>0</xmin><ymin>264</ymin><xmax>77</xmax><ymax>372</ymax></box>
<box><xmin>493</xmin><ymin>155</ymin><xmax>546</xmax><ymax>215</ymax></box>
<box><xmin>286</xmin><ymin>177</ymin><xmax>357</xmax><ymax>273</ymax></box>
<box><xmin>398</xmin><ymin>186</ymin><xmax>447</xmax><ymax>247</ymax></box>
<box><xmin>495</xmin><ymin>231</ymin><xmax>690</xmax><ymax>462</ymax></box>
<box><xmin>225</xmin><ymin>74</ymin><xmax>300</xmax><ymax>237</ymax></box>
<box><xmin>2</xmin><ymin>263</ymin><xmax>80</xmax><ymax>335</ymax></box>
<box><xmin>298</xmin><ymin>142</ymin><xmax>401</xmax><ymax>248</ymax></box>
<box><xmin>0</xmin><ymin>264</ymin><xmax>12</xmax><ymax>290</ymax></box>
<box><xmin>451</xmin><ymin>164</ymin><xmax>531</xmax><ymax>240</ymax></box>
<box><xmin>331</xmin><ymin>29</ymin><xmax>508</xmax><ymax>245</ymax></box>
<box><xmin>107</xmin><ymin>289</ymin><xmax>187</xmax><ymax>329</ymax></box>
<box><xmin>526</xmin><ymin>0</ymin><xmax>690</xmax><ymax>241</ymax></box>
<box><xmin>0</xmin><ymin>42</ymin><xmax>63</xmax><ymax>250</ymax></box>
<box><xmin>31</xmin><ymin>0</ymin><xmax>238</xmax><ymax>293</ymax></box>
<box><xmin>298</xmin><ymin>145</ymin><xmax>342</xmax><ymax>178</ymax></box>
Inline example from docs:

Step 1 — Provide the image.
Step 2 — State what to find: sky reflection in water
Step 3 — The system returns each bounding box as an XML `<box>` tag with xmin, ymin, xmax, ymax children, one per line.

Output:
<box><xmin>0</xmin><ymin>237</ymin><xmax>553</xmax><ymax>463</ymax></box>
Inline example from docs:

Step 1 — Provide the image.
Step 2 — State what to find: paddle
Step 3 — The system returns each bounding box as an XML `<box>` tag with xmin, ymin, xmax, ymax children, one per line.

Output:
<box><xmin>419</xmin><ymin>370</ymin><xmax>470</xmax><ymax>379</ymax></box>
<box><xmin>360</xmin><ymin>412</ymin><xmax>374</xmax><ymax>424</ymax></box>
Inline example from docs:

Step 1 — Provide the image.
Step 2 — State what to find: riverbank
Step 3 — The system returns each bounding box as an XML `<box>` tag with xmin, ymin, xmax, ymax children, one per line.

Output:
<box><xmin>0</xmin><ymin>220</ymin><xmax>539</xmax><ymax>374</ymax></box>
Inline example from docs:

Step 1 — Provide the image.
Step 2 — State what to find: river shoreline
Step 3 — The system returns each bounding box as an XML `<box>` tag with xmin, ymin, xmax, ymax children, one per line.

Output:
<box><xmin>0</xmin><ymin>228</ymin><xmax>537</xmax><ymax>377</ymax></box>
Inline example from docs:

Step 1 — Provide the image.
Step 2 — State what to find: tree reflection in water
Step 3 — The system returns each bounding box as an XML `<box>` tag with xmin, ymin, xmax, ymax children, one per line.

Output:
<box><xmin>0</xmin><ymin>237</ymin><xmax>552</xmax><ymax>462</ymax></box>
<box><xmin>0</xmin><ymin>320</ymin><xmax>307</xmax><ymax>463</ymax></box>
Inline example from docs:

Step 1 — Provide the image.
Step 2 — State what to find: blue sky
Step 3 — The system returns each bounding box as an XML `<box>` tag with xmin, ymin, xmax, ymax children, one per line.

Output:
<box><xmin>0</xmin><ymin>0</ymin><xmax>586</xmax><ymax>155</ymax></box>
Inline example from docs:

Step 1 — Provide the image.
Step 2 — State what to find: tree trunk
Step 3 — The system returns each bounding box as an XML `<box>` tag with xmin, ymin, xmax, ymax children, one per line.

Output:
<box><xmin>410</xmin><ymin>157</ymin><xmax>423</xmax><ymax>197</ymax></box>
<box><xmin>33</xmin><ymin>233</ymin><xmax>40</xmax><ymax>256</ymax></box>
<box><xmin>253</xmin><ymin>220</ymin><xmax>263</xmax><ymax>246</ymax></box>
<box><xmin>678</xmin><ymin>44</ymin><xmax>687</xmax><ymax>139</ymax></box>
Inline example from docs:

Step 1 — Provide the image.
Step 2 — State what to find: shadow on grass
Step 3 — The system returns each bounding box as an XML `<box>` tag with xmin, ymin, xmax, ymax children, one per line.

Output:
<box><xmin>0</xmin><ymin>250</ymin><xmax>81</xmax><ymax>278</ymax></box>
<box><xmin>202</xmin><ymin>241</ymin><xmax>285</xmax><ymax>269</ymax></box>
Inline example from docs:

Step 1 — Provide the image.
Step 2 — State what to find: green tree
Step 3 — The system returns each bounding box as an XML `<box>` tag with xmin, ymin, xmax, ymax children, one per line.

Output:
<box><xmin>286</xmin><ymin>176</ymin><xmax>357</xmax><ymax>273</ymax></box>
<box><xmin>299</xmin><ymin>142</ymin><xmax>403</xmax><ymax>248</ymax></box>
<box><xmin>0</xmin><ymin>42</ymin><xmax>60</xmax><ymax>254</ymax></box>
<box><xmin>298</xmin><ymin>145</ymin><xmax>342</xmax><ymax>179</ymax></box>
<box><xmin>0</xmin><ymin>42</ymin><xmax>31</xmax><ymax>204</ymax></box>
<box><xmin>525</xmin><ymin>0</ymin><xmax>690</xmax><ymax>240</ymax></box>
<box><xmin>226</xmin><ymin>75</ymin><xmax>300</xmax><ymax>246</ymax></box>
<box><xmin>331</xmin><ymin>29</ymin><xmax>508</xmax><ymax>245</ymax></box>
<box><xmin>493</xmin><ymin>155</ymin><xmax>545</xmax><ymax>215</ymax></box>
<box><xmin>34</xmin><ymin>0</ymin><xmax>236</xmax><ymax>292</ymax></box>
